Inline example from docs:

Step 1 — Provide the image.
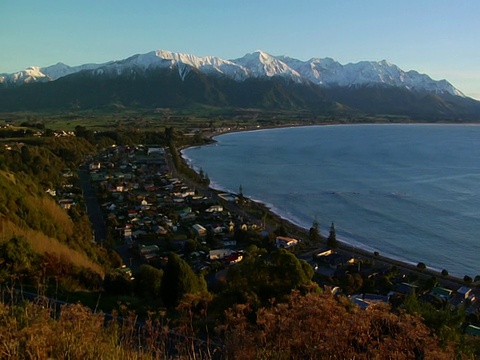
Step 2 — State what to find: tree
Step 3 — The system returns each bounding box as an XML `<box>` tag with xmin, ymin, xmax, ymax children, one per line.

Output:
<box><xmin>103</xmin><ymin>272</ymin><xmax>132</xmax><ymax>296</ymax></box>
<box><xmin>135</xmin><ymin>264</ymin><xmax>163</xmax><ymax>299</ymax></box>
<box><xmin>21</xmin><ymin>146</ymin><xmax>32</xmax><ymax>164</ymax></box>
<box><xmin>0</xmin><ymin>236</ymin><xmax>38</xmax><ymax>274</ymax></box>
<box><xmin>309</xmin><ymin>218</ymin><xmax>321</xmax><ymax>243</ymax></box>
<box><xmin>273</xmin><ymin>223</ymin><xmax>287</xmax><ymax>237</ymax></box>
<box><xmin>226</xmin><ymin>248</ymin><xmax>316</xmax><ymax>305</ymax></box>
<box><xmin>327</xmin><ymin>222</ymin><xmax>338</xmax><ymax>249</ymax></box>
<box><xmin>160</xmin><ymin>253</ymin><xmax>207</xmax><ymax>308</ymax></box>
<box><xmin>417</xmin><ymin>262</ymin><xmax>427</xmax><ymax>270</ymax></box>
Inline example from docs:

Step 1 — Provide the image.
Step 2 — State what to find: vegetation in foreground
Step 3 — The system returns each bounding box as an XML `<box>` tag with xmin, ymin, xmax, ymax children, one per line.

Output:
<box><xmin>2</xmin><ymin>289</ymin><xmax>479</xmax><ymax>359</ymax></box>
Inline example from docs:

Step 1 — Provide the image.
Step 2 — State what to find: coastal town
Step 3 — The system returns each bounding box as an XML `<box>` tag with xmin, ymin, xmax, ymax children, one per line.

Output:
<box><xmin>76</xmin><ymin>142</ymin><xmax>480</xmax><ymax>336</ymax></box>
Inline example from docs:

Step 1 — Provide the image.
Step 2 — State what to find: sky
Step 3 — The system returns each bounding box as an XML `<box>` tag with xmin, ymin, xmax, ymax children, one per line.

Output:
<box><xmin>1</xmin><ymin>0</ymin><xmax>479</xmax><ymax>99</ymax></box>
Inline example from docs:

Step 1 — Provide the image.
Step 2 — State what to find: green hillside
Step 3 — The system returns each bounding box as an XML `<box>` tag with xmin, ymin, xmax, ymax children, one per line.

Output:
<box><xmin>0</xmin><ymin>136</ymin><xmax>115</xmax><ymax>291</ymax></box>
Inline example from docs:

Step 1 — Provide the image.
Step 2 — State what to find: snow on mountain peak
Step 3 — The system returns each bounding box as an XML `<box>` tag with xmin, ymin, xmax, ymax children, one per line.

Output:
<box><xmin>0</xmin><ymin>50</ymin><xmax>466</xmax><ymax>97</ymax></box>
<box><xmin>233</xmin><ymin>50</ymin><xmax>303</xmax><ymax>82</ymax></box>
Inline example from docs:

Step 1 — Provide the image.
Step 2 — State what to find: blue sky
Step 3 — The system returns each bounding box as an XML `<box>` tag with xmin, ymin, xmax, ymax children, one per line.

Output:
<box><xmin>1</xmin><ymin>0</ymin><xmax>479</xmax><ymax>99</ymax></box>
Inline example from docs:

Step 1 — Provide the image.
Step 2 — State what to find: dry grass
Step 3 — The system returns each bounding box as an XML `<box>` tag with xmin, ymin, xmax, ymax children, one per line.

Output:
<box><xmin>0</xmin><ymin>299</ymin><xmax>215</xmax><ymax>359</ymax></box>
<box><xmin>36</xmin><ymin>196</ymin><xmax>75</xmax><ymax>237</ymax></box>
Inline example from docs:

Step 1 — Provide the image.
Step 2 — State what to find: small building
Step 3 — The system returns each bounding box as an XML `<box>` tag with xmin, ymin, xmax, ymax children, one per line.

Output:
<box><xmin>225</xmin><ymin>253</ymin><xmax>243</xmax><ymax>264</ymax></box>
<box><xmin>465</xmin><ymin>325</ymin><xmax>480</xmax><ymax>336</ymax></box>
<box><xmin>275</xmin><ymin>236</ymin><xmax>299</xmax><ymax>249</ymax></box>
<box><xmin>206</xmin><ymin>205</ymin><xmax>223</xmax><ymax>213</ymax></box>
<box><xmin>192</xmin><ymin>224</ymin><xmax>207</xmax><ymax>237</ymax></box>
<box><xmin>89</xmin><ymin>162</ymin><xmax>101</xmax><ymax>171</ymax></box>
<box><xmin>138</xmin><ymin>244</ymin><xmax>159</xmax><ymax>256</ymax></box>
<box><xmin>147</xmin><ymin>147</ymin><xmax>165</xmax><ymax>156</ymax></box>
<box><xmin>209</xmin><ymin>249</ymin><xmax>233</xmax><ymax>260</ymax></box>
<box><xmin>457</xmin><ymin>286</ymin><xmax>473</xmax><ymax>299</ymax></box>
<box><xmin>395</xmin><ymin>282</ymin><xmax>418</xmax><ymax>296</ymax></box>
<box><xmin>430</xmin><ymin>286</ymin><xmax>453</xmax><ymax>299</ymax></box>
<box><xmin>58</xmin><ymin>199</ymin><xmax>75</xmax><ymax>210</ymax></box>
<box><xmin>138</xmin><ymin>244</ymin><xmax>160</xmax><ymax>262</ymax></box>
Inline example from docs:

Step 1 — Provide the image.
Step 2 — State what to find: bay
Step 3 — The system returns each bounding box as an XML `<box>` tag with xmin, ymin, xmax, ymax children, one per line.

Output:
<box><xmin>182</xmin><ymin>124</ymin><xmax>480</xmax><ymax>277</ymax></box>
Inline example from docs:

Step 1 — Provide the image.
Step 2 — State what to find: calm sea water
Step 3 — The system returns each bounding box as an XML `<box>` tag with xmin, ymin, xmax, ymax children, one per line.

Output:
<box><xmin>182</xmin><ymin>124</ymin><xmax>480</xmax><ymax>277</ymax></box>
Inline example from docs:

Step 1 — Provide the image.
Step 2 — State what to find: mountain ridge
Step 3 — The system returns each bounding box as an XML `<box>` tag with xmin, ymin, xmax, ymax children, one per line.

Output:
<box><xmin>0</xmin><ymin>49</ymin><xmax>464</xmax><ymax>97</ymax></box>
<box><xmin>0</xmin><ymin>50</ymin><xmax>478</xmax><ymax>120</ymax></box>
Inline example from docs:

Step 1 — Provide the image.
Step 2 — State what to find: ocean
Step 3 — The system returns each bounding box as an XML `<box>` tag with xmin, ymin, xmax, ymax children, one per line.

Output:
<box><xmin>182</xmin><ymin>124</ymin><xmax>480</xmax><ymax>277</ymax></box>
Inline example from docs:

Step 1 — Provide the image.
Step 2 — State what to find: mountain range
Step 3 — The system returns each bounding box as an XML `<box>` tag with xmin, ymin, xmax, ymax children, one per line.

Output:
<box><xmin>1</xmin><ymin>50</ymin><xmax>479</xmax><ymax>120</ymax></box>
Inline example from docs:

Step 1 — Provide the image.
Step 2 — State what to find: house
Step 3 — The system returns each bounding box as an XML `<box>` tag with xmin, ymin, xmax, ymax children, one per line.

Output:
<box><xmin>89</xmin><ymin>162</ymin><xmax>101</xmax><ymax>170</ymax></box>
<box><xmin>46</xmin><ymin>188</ymin><xmax>56</xmax><ymax>197</ymax></box>
<box><xmin>275</xmin><ymin>236</ymin><xmax>299</xmax><ymax>249</ymax></box>
<box><xmin>457</xmin><ymin>286</ymin><xmax>473</xmax><ymax>299</ymax></box>
<box><xmin>138</xmin><ymin>244</ymin><xmax>160</xmax><ymax>262</ymax></box>
<box><xmin>212</xmin><ymin>225</ymin><xmax>224</xmax><ymax>234</ymax></box>
<box><xmin>430</xmin><ymin>286</ymin><xmax>453</xmax><ymax>299</ymax></box>
<box><xmin>177</xmin><ymin>207</ymin><xmax>192</xmax><ymax>218</ymax></box>
<box><xmin>209</xmin><ymin>249</ymin><xmax>233</xmax><ymax>260</ymax></box>
<box><xmin>58</xmin><ymin>199</ymin><xmax>75</xmax><ymax>210</ymax></box>
<box><xmin>147</xmin><ymin>147</ymin><xmax>164</xmax><ymax>156</ymax></box>
<box><xmin>192</xmin><ymin>224</ymin><xmax>207</xmax><ymax>237</ymax></box>
<box><xmin>465</xmin><ymin>325</ymin><xmax>480</xmax><ymax>336</ymax></box>
<box><xmin>224</xmin><ymin>253</ymin><xmax>243</xmax><ymax>264</ymax></box>
<box><xmin>206</xmin><ymin>205</ymin><xmax>223</xmax><ymax>213</ymax></box>
<box><xmin>223</xmin><ymin>240</ymin><xmax>237</xmax><ymax>247</ymax></box>
<box><xmin>394</xmin><ymin>282</ymin><xmax>418</xmax><ymax>296</ymax></box>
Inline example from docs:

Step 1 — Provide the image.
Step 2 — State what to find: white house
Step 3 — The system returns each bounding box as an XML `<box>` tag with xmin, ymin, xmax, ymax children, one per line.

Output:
<box><xmin>206</xmin><ymin>205</ymin><xmax>223</xmax><ymax>213</ymax></box>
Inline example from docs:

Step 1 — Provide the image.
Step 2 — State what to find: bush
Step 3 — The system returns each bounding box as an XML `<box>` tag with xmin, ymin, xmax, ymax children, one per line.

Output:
<box><xmin>417</xmin><ymin>262</ymin><xmax>427</xmax><ymax>270</ymax></box>
<box><xmin>441</xmin><ymin>269</ymin><xmax>449</xmax><ymax>276</ymax></box>
<box><xmin>464</xmin><ymin>275</ymin><xmax>473</xmax><ymax>284</ymax></box>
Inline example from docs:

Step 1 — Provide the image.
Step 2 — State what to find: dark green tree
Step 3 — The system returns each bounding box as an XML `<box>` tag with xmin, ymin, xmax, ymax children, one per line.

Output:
<box><xmin>309</xmin><ymin>218</ymin><xmax>321</xmax><ymax>243</ymax></box>
<box><xmin>103</xmin><ymin>272</ymin><xmax>132</xmax><ymax>296</ymax></box>
<box><xmin>226</xmin><ymin>248</ymin><xmax>316</xmax><ymax>305</ymax></box>
<box><xmin>21</xmin><ymin>146</ymin><xmax>32</xmax><ymax>164</ymax></box>
<box><xmin>0</xmin><ymin>236</ymin><xmax>38</xmax><ymax>274</ymax></box>
<box><xmin>327</xmin><ymin>222</ymin><xmax>339</xmax><ymax>249</ymax></box>
<box><xmin>135</xmin><ymin>264</ymin><xmax>163</xmax><ymax>299</ymax></box>
<box><xmin>160</xmin><ymin>252</ymin><xmax>207</xmax><ymax>308</ymax></box>
<box><xmin>273</xmin><ymin>223</ymin><xmax>287</xmax><ymax>237</ymax></box>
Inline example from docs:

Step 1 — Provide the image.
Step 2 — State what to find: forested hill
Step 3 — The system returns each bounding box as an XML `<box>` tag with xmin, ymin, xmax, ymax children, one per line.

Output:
<box><xmin>0</xmin><ymin>135</ymin><xmax>117</xmax><ymax>289</ymax></box>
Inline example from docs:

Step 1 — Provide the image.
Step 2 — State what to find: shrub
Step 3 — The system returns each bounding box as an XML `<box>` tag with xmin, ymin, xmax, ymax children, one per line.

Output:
<box><xmin>417</xmin><ymin>262</ymin><xmax>427</xmax><ymax>270</ymax></box>
<box><xmin>441</xmin><ymin>269</ymin><xmax>449</xmax><ymax>276</ymax></box>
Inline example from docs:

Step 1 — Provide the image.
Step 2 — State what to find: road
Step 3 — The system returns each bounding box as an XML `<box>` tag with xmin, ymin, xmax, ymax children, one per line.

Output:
<box><xmin>78</xmin><ymin>167</ymin><xmax>106</xmax><ymax>245</ymax></box>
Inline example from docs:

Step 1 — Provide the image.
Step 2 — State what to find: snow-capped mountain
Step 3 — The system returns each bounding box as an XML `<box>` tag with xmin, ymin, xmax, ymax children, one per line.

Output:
<box><xmin>0</xmin><ymin>50</ymin><xmax>465</xmax><ymax>97</ymax></box>
<box><xmin>233</xmin><ymin>51</ymin><xmax>303</xmax><ymax>83</ymax></box>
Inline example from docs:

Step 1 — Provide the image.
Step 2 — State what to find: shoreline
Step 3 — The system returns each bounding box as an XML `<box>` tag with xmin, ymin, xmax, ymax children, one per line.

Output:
<box><xmin>179</xmin><ymin>124</ymin><xmax>473</xmax><ymax>288</ymax></box>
